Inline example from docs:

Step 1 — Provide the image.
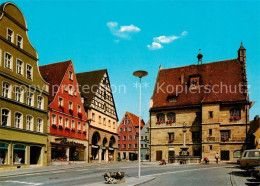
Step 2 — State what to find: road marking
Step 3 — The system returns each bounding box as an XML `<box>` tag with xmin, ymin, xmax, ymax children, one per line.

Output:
<box><xmin>76</xmin><ymin>169</ymin><xmax>89</xmax><ymax>172</ymax></box>
<box><xmin>3</xmin><ymin>180</ymin><xmax>43</xmax><ymax>185</ymax></box>
<box><xmin>146</xmin><ymin>166</ymin><xmax>229</xmax><ymax>177</ymax></box>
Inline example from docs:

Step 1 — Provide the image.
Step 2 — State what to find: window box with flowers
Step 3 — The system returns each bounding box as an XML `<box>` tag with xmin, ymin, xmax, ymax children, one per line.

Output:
<box><xmin>78</xmin><ymin>130</ymin><xmax>81</xmax><ymax>133</ymax></box>
<box><xmin>58</xmin><ymin>125</ymin><xmax>63</xmax><ymax>129</ymax></box>
<box><xmin>78</xmin><ymin>112</ymin><xmax>83</xmax><ymax>118</ymax></box>
<box><xmin>221</xmin><ymin>137</ymin><xmax>229</xmax><ymax>142</ymax></box>
<box><xmin>234</xmin><ymin>116</ymin><xmax>241</xmax><ymax>120</ymax></box>
<box><xmin>59</xmin><ymin>105</ymin><xmax>65</xmax><ymax>111</ymax></box>
<box><xmin>229</xmin><ymin>116</ymin><xmax>234</xmax><ymax>121</ymax></box>
<box><xmin>69</xmin><ymin>109</ymin><xmax>74</xmax><ymax>115</ymax></box>
<box><xmin>156</xmin><ymin>121</ymin><xmax>165</xmax><ymax>124</ymax></box>
<box><xmin>52</xmin><ymin>124</ymin><xmax>57</xmax><ymax>128</ymax></box>
<box><xmin>71</xmin><ymin>128</ymin><xmax>75</xmax><ymax>132</ymax></box>
<box><xmin>65</xmin><ymin>127</ymin><xmax>70</xmax><ymax>131</ymax></box>
<box><xmin>168</xmin><ymin>139</ymin><xmax>173</xmax><ymax>143</ymax></box>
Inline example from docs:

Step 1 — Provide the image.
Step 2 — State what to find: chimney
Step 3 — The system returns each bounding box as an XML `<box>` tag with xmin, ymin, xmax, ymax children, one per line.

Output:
<box><xmin>159</xmin><ymin>65</ymin><xmax>162</xmax><ymax>70</ymax></box>
<box><xmin>255</xmin><ymin>115</ymin><xmax>259</xmax><ymax>121</ymax></box>
<box><xmin>197</xmin><ymin>49</ymin><xmax>203</xmax><ymax>65</ymax></box>
<box><xmin>238</xmin><ymin>41</ymin><xmax>246</xmax><ymax>64</ymax></box>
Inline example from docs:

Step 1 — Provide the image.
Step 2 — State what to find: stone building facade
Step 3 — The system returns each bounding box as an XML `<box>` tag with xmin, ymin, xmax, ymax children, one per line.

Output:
<box><xmin>150</xmin><ymin>43</ymin><xmax>251</xmax><ymax>163</ymax></box>
<box><xmin>118</xmin><ymin>112</ymin><xmax>145</xmax><ymax>160</ymax></box>
<box><xmin>0</xmin><ymin>2</ymin><xmax>49</xmax><ymax>168</ymax></box>
<box><xmin>76</xmin><ymin>69</ymin><xmax>118</xmax><ymax>162</ymax></box>
<box><xmin>40</xmin><ymin>60</ymin><xmax>88</xmax><ymax>164</ymax></box>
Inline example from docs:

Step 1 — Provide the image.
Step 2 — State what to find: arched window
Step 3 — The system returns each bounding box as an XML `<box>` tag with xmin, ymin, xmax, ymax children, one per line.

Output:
<box><xmin>26</xmin><ymin>115</ymin><xmax>34</xmax><ymax>131</ymax></box>
<box><xmin>14</xmin><ymin>112</ymin><xmax>23</xmax><ymax>129</ymax></box>
<box><xmin>156</xmin><ymin>113</ymin><xmax>165</xmax><ymax>124</ymax></box>
<box><xmin>2</xmin><ymin>82</ymin><xmax>11</xmax><ymax>98</ymax></box>
<box><xmin>167</xmin><ymin>112</ymin><xmax>176</xmax><ymax>124</ymax></box>
<box><xmin>1</xmin><ymin>108</ymin><xmax>10</xmax><ymax>126</ymax></box>
<box><xmin>37</xmin><ymin>118</ymin><xmax>43</xmax><ymax>132</ymax></box>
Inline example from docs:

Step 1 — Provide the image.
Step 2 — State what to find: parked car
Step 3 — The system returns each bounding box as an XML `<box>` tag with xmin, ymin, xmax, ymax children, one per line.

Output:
<box><xmin>252</xmin><ymin>166</ymin><xmax>260</xmax><ymax>179</ymax></box>
<box><xmin>240</xmin><ymin>149</ymin><xmax>260</xmax><ymax>171</ymax></box>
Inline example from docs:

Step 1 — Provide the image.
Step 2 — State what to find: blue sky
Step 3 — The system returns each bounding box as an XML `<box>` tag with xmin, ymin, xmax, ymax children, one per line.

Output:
<box><xmin>10</xmin><ymin>0</ymin><xmax>260</xmax><ymax>122</ymax></box>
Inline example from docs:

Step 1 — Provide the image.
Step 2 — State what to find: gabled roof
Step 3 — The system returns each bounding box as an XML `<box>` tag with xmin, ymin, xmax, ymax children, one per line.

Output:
<box><xmin>151</xmin><ymin>59</ymin><xmax>248</xmax><ymax>109</ymax></box>
<box><xmin>76</xmin><ymin>69</ymin><xmax>107</xmax><ymax>106</ymax></box>
<box><xmin>127</xmin><ymin>111</ymin><xmax>145</xmax><ymax>129</ymax></box>
<box><xmin>39</xmin><ymin>60</ymin><xmax>71</xmax><ymax>103</ymax></box>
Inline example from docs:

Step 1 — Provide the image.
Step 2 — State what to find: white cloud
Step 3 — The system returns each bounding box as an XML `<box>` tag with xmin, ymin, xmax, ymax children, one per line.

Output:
<box><xmin>147</xmin><ymin>42</ymin><xmax>163</xmax><ymax>50</ymax></box>
<box><xmin>153</xmin><ymin>35</ymin><xmax>179</xmax><ymax>44</ymax></box>
<box><xmin>147</xmin><ymin>31</ymin><xmax>188</xmax><ymax>50</ymax></box>
<box><xmin>119</xmin><ymin>24</ymin><xmax>141</xmax><ymax>32</ymax></box>
<box><xmin>107</xmin><ymin>21</ymin><xmax>140</xmax><ymax>40</ymax></box>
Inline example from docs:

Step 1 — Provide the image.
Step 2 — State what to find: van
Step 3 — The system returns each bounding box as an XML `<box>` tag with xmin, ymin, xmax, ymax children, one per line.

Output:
<box><xmin>240</xmin><ymin>149</ymin><xmax>260</xmax><ymax>170</ymax></box>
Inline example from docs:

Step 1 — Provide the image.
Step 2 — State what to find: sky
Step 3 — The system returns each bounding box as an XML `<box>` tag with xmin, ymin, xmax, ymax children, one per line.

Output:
<box><xmin>8</xmin><ymin>0</ymin><xmax>260</xmax><ymax>123</ymax></box>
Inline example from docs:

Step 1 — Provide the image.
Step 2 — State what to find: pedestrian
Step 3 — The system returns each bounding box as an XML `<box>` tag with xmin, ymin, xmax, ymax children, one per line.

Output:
<box><xmin>108</xmin><ymin>154</ymin><xmax>112</xmax><ymax>163</ymax></box>
<box><xmin>215</xmin><ymin>153</ymin><xmax>219</xmax><ymax>164</ymax></box>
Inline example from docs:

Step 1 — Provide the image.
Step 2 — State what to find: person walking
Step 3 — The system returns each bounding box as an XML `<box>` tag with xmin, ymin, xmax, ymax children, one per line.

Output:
<box><xmin>215</xmin><ymin>153</ymin><xmax>219</xmax><ymax>164</ymax></box>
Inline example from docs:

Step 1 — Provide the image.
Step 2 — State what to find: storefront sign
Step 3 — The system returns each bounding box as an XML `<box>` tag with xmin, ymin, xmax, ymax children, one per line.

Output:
<box><xmin>92</xmin><ymin>145</ymin><xmax>99</xmax><ymax>149</ymax></box>
<box><xmin>108</xmin><ymin>148</ymin><xmax>114</xmax><ymax>151</ymax></box>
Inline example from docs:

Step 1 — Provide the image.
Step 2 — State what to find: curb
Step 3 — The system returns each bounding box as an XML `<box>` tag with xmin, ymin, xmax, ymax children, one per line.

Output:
<box><xmin>133</xmin><ymin>176</ymin><xmax>156</xmax><ymax>186</ymax></box>
<box><xmin>0</xmin><ymin>163</ymin><xmax>104</xmax><ymax>178</ymax></box>
<box><xmin>230</xmin><ymin>169</ymin><xmax>237</xmax><ymax>186</ymax></box>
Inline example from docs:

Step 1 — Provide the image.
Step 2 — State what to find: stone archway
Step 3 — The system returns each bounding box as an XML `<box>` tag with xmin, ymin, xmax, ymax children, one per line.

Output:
<box><xmin>91</xmin><ymin>131</ymin><xmax>101</xmax><ymax>160</ymax></box>
<box><xmin>109</xmin><ymin>136</ymin><xmax>116</xmax><ymax>148</ymax></box>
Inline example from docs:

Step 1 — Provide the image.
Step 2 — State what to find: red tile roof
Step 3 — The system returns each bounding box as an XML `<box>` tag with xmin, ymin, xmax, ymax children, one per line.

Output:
<box><xmin>39</xmin><ymin>60</ymin><xmax>71</xmax><ymax>104</ymax></box>
<box><xmin>151</xmin><ymin>59</ymin><xmax>247</xmax><ymax>109</ymax></box>
<box><xmin>127</xmin><ymin>111</ymin><xmax>145</xmax><ymax>129</ymax></box>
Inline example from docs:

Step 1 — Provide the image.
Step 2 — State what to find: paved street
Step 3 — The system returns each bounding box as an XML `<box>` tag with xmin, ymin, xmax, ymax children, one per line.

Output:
<box><xmin>1</xmin><ymin>162</ymin><xmax>259</xmax><ymax>186</ymax></box>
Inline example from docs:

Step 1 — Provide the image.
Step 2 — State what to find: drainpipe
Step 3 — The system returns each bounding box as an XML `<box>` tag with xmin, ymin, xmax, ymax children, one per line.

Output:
<box><xmin>149</xmin><ymin>112</ymin><xmax>151</xmax><ymax>162</ymax></box>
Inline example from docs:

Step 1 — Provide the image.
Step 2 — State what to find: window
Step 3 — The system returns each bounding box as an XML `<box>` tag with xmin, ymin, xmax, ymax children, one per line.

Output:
<box><xmin>118</xmin><ymin>144</ymin><xmax>120</xmax><ymax>149</ymax></box>
<box><xmin>118</xmin><ymin>136</ymin><xmax>121</xmax><ymax>140</ymax></box>
<box><xmin>230</xmin><ymin>108</ymin><xmax>241</xmax><ymax>120</ymax></box>
<box><xmin>123</xmin><ymin>135</ymin><xmax>126</xmax><ymax>140</ymax></box>
<box><xmin>69</xmin><ymin>101</ymin><xmax>73</xmax><ymax>110</ymax></box>
<box><xmin>190</xmin><ymin>77</ymin><xmax>200</xmax><ymax>89</ymax></box>
<box><xmin>167</xmin><ymin>112</ymin><xmax>176</xmax><ymax>122</ymax></box>
<box><xmin>59</xmin><ymin>116</ymin><xmax>63</xmax><ymax>126</ymax></box>
<box><xmin>26</xmin><ymin>92</ymin><xmax>34</xmax><ymax>106</ymax></box>
<box><xmin>71</xmin><ymin>120</ymin><xmax>75</xmax><ymax>128</ymax></box>
<box><xmin>15</xmin><ymin>86</ymin><xmax>23</xmax><ymax>103</ymax></box>
<box><xmin>209</xmin><ymin>145</ymin><xmax>213</xmax><ymax>150</ymax></box>
<box><xmin>145</xmin><ymin>136</ymin><xmax>148</xmax><ymax>140</ymax></box>
<box><xmin>51</xmin><ymin>114</ymin><xmax>56</xmax><ymax>124</ymax></box>
<box><xmin>78</xmin><ymin>105</ymin><xmax>81</xmax><ymax>113</ymax></box>
<box><xmin>234</xmin><ymin>150</ymin><xmax>242</xmax><ymax>158</ymax></box>
<box><xmin>220</xmin><ymin>130</ymin><xmax>230</xmax><ymax>141</ymax></box>
<box><xmin>103</xmin><ymin>118</ymin><xmax>106</xmax><ymax>126</ymax></box>
<box><xmin>7</xmin><ymin>28</ymin><xmax>14</xmax><ymax>42</ymax></box>
<box><xmin>17</xmin><ymin>35</ymin><xmax>23</xmax><ymax>48</ymax></box>
<box><xmin>1</xmin><ymin>109</ymin><xmax>10</xmax><ymax>126</ymax></box>
<box><xmin>83</xmin><ymin>123</ymin><xmax>86</xmax><ymax>131</ymax></box>
<box><xmin>37</xmin><ymin>96</ymin><xmax>43</xmax><ymax>109</ymax></box>
<box><xmin>26</xmin><ymin>64</ymin><xmax>33</xmax><ymax>80</ymax></box>
<box><xmin>120</xmin><ymin>128</ymin><xmax>122</xmax><ymax>132</ymax></box>
<box><xmin>125</xmin><ymin>115</ymin><xmax>128</xmax><ymax>119</ymax></box>
<box><xmin>123</xmin><ymin>144</ymin><xmax>126</xmax><ymax>149</ymax></box>
<box><xmin>141</xmin><ymin>136</ymin><xmax>144</xmax><ymax>140</ymax></box>
<box><xmin>135</xmin><ymin>135</ymin><xmax>138</xmax><ymax>140</ymax></box>
<box><xmin>65</xmin><ymin>118</ymin><xmax>69</xmax><ymax>128</ymax></box>
<box><xmin>78</xmin><ymin>122</ymin><xmax>81</xmax><ymax>130</ymax></box>
<box><xmin>145</xmin><ymin>144</ymin><xmax>147</xmax><ymax>148</ymax></box>
<box><xmin>26</xmin><ymin>115</ymin><xmax>33</xmax><ymax>130</ymax></box>
<box><xmin>37</xmin><ymin>118</ymin><xmax>43</xmax><ymax>132</ymax></box>
<box><xmin>129</xmin><ymin>127</ymin><xmax>132</xmax><ymax>132</ymax></box>
<box><xmin>168</xmin><ymin>133</ymin><xmax>174</xmax><ymax>141</ymax></box>
<box><xmin>141</xmin><ymin>144</ymin><xmax>143</xmax><ymax>148</ymax></box>
<box><xmin>69</xmin><ymin>85</ymin><xmax>73</xmax><ymax>95</ymax></box>
<box><xmin>209</xmin><ymin>129</ymin><xmax>212</xmax><ymax>136</ymax></box>
<box><xmin>134</xmin><ymin>144</ymin><xmax>137</xmax><ymax>148</ymax></box>
<box><xmin>69</xmin><ymin>71</ymin><xmax>73</xmax><ymax>80</ymax></box>
<box><xmin>14</xmin><ymin>112</ymin><xmax>23</xmax><ymax>129</ymax></box>
<box><xmin>124</xmin><ymin>127</ymin><xmax>127</xmax><ymax>132</ymax></box>
<box><xmin>0</xmin><ymin>143</ymin><xmax>9</xmax><ymax>164</ymax></box>
<box><xmin>167</xmin><ymin>94</ymin><xmax>178</xmax><ymax>103</ymax></box>
<box><xmin>59</xmin><ymin>97</ymin><xmax>63</xmax><ymax>106</ymax></box>
<box><xmin>108</xmin><ymin>120</ymin><xmax>111</xmax><ymax>127</ymax></box>
<box><xmin>129</xmin><ymin>135</ymin><xmax>132</xmax><ymax>140</ymax></box>
<box><xmin>16</xmin><ymin>59</ymin><xmax>24</xmax><ymax>75</ymax></box>
<box><xmin>209</xmin><ymin>111</ymin><xmax>213</xmax><ymax>119</ymax></box>
<box><xmin>13</xmin><ymin>144</ymin><xmax>26</xmax><ymax>164</ymax></box>
<box><xmin>156</xmin><ymin>113</ymin><xmax>165</xmax><ymax>123</ymax></box>
<box><xmin>92</xmin><ymin>113</ymin><xmax>95</xmax><ymax>121</ymax></box>
<box><xmin>2</xmin><ymin>82</ymin><xmax>11</xmax><ymax>98</ymax></box>
<box><xmin>113</xmin><ymin>122</ymin><xmax>115</xmax><ymax>129</ymax></box>
<box><xmin>4</xmin><ymin>52</ymin><xmax>12</xmax><ymax>70</ymax></box>
<box><xmin>129</xmin><ymin>144</ymin><xmax>132</xmax><ymax>148</ymax></box>
<box><xmin>98</xmin><ymin>116</ymin><xmax>101</xmax><ymax>124</ymax></box>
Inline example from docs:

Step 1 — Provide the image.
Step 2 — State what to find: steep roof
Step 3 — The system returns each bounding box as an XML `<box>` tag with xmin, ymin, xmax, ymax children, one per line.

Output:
<box><xmin>151</xmin><ymin>59</ymin><xmax>247</xmax><ymax>109</ymax></box>
<box><xmin>76</xmin><ymin>69</ymin><xmax>106</xmax><ymax>106</ymax></box>
<box><xmin>39</xmin><ymin>60</ymin><xmax>71</xmax><ymax>103</ymax></box>
<box><xmin>127</xmin><ymin>111</ymin><xmax>145</xmax><ymax>129</ymax></box>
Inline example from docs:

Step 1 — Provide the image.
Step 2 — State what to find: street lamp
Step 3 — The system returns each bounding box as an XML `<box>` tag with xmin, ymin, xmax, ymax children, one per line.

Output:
<box><xmin>133</xmin><ymin>70</ymin><xmax>148</xmax><ymax>178</ymax></box>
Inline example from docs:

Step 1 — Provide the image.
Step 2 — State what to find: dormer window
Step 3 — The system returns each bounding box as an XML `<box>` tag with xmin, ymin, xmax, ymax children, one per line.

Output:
<box><xmin>190</xmin><ymin>76</ymin><xmax>200</xmax><ymax>89</ymax></box>
<box><xmin>167</xmin><ymin>94</ymin><xmax>178</xmax><ymax>103</ymax></box>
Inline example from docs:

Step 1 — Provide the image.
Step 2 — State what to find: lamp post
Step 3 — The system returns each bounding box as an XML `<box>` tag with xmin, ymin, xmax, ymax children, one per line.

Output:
<box><xmin>183</xmin><ymin>122</ymin><xmax>187</xmax><ymax>147</ymax></box>
<box><xmin>133</xmin><ymin>70</ymin><xmax>148</xmax><ymax>178</ymax></box>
